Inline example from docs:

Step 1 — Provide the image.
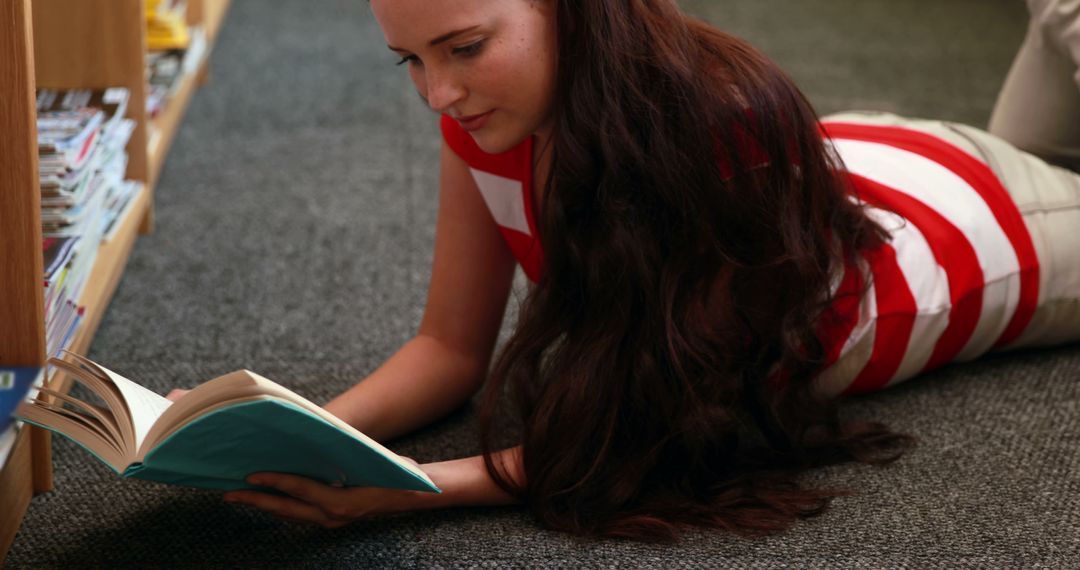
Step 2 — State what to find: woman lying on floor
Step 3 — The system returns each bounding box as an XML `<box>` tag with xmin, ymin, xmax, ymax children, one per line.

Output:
<box><xmin>187</xmin><ymin>0</ymin><xmax>1080</xmax><ymax>540</ymax></box>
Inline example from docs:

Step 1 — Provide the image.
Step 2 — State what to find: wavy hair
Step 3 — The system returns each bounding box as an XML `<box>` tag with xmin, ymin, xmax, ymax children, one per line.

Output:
<box><xmin>478</xmin><ymin>0</ymin><xmax>914</xmax><ymax>541</ymax></box>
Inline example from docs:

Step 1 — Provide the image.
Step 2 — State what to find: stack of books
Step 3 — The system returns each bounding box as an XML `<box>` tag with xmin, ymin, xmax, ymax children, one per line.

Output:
<box><xmin>145</xmin><ymin>0</ymin><xmax>206</xmax><ymax>124</ymax></box>
<box><xmin>145</xmin><ymin>0</ymin><xmax>190</xmax><ymax>51</ymax></box>
<box><xmin>37</xmin><ymin>88</ymin><xmax>142</xmax><ymax>361</ymax></box>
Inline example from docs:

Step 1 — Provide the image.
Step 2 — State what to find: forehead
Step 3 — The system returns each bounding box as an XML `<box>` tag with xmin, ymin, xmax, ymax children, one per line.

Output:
<box><xmin>370</xmin><ymin>0</ymin><xmax>503</xmax><ymax>45</ymax></box>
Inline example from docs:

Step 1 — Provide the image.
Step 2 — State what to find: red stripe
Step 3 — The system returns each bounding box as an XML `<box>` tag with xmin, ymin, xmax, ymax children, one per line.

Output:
<box><xmin>441</xmin><ymin>114</ymin><xmax>546</xmax><ymax>281</ymax></box>
<box><xmin>816</xmin><ymin>254</ymin><xmax>864</xmax><ymax>371</ymax></box>
<box><xmin>522</xmin><ymin>242</ymin><xmax>544</xmax><ymax>283</ymax></box>
<box><xmin>842</xmin><ymin>243</ymin><xmax>917</xmax><ymax>395</ymax></box>
<box><xmin>75</xmin><ymin>128</ymin><xmax>98</xmax><ymax>165</ymax></box>
<box><xmin>847</xmin><ymin>173</ymin><xmax>984</xmax><ymax>373</ymax></box>
<box><xmin>518</xmin><ymin>134</ymin><xmax>545</xmax><ymax>282</ymax></box>
<box><xmin>501</xmin><ymin>227</ymin><xmax>544</xmax><ymax>283</ymax></box>
<box><xmin>822</xmin><ymin>122</ymin><xmax>1039</xmax><ymax>348</ymax></box>
<box><xmin>440</xmin><ymin>114</ymin><xmax>529</xmax><ymax>180</ymax></box>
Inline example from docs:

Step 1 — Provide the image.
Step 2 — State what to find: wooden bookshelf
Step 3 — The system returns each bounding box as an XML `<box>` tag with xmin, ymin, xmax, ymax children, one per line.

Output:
<box><xmin>149</xmin><ymin>0</ymin><xmax>231</xmax><ymax>188</ymax></box>
<box><xmin>0</xmin><ymin>0</ymin><xmax>230</xmax><ymax>562</ymax></box>
<box><xmin>0</xmin><ymin>0</ymin><xmax>45</xmax><ymax>562</ymax></box>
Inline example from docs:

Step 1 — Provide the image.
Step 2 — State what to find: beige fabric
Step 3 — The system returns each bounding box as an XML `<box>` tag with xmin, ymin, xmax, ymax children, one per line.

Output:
<box><xmin>823</xmin><ymin>112</ymin><xmax>1080</xmax><ymax>377</ymax></box>
<box><xmin>988</xmin><ymin>0</ymin><xmax>1080</xmax><ymax>171</ymax></box>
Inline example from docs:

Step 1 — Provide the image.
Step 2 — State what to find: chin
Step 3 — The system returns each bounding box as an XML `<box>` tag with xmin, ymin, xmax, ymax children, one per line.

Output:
<box><xmin>469</xmin><ymin>129</ymin><xmax>528</xmax><ymax>155</ymax></box>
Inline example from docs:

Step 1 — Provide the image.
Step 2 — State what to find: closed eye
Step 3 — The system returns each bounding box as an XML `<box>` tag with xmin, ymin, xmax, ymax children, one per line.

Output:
<box><xmin>451</xmin><ymin>40</ymin><xmax>485</xmax><ymax>58</ymax></box>
<box><xmin>395</xmin><ymin>54</ymin><xmax>421</xmax><ymax>66</ymax></box>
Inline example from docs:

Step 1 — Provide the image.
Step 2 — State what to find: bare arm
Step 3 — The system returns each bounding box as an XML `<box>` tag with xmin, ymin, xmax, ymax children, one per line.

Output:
<box><xmin>226</xmin><ymin>446</ymin><xmax>525</xmax><ymax>525</ymax></box>
<box><xmin>323</xmin><ymin>140</ymin><xmax>518</xmax><ymax>442</ymax></box>
<box><xmin>411</xmin><ymin>445</ymin><xmax>523</xmax><ymax>509</ymax></box>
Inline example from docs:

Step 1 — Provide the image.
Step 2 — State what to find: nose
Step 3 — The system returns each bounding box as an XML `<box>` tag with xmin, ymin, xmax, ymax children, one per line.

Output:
<box><xmin>423</xmin><ymin>66</ymin><xmax>467</xmax><ymax>113</ymax></box>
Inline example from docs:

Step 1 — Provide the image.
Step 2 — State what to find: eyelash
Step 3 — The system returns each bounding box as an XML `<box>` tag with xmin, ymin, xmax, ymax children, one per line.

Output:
<box><xmin>452</xmin><ymin>40</ymin><xmax>486</xmax><ymax>58</ymax></box>
<box><xmin>395</xmin><ymin>40</ymin><xmax>486</xmax><ymax>67</ymax></box>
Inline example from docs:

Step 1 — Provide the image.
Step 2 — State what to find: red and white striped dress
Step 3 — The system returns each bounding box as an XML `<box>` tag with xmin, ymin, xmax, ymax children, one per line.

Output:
<box><xmin>440</xmin><ymin>115</ymin><xmax>1042</xmax><ymax>396</ymax></box>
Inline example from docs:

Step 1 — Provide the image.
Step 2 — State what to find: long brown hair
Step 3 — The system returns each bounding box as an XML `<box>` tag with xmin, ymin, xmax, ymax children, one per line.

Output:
<box><xmin>478</xmin><ymin>0</ymin><xmax>913</xmax><ymax>541</ymax></box>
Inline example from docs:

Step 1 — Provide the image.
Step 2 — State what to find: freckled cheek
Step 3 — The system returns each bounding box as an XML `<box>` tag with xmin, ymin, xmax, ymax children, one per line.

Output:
<box><xmin>479</xmin><ymin>51</ymin><xmax>545</xmax><ymax>110</ymax></box>
<box><xmin>463</xmin><ymin>56</ymin><xmax>514</xmax><ymax>104</ymax></box>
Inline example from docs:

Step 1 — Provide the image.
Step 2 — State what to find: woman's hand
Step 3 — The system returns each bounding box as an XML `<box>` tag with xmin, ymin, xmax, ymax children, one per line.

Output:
<box><xmin>222</xmin><ymin>462</ymin><xmax>427</xmax><ymax>528</ymax></box>
<box><xmin>222</xmin><ymin>450</ymin><xmax>521</xmax><ymax>527</ymax></box>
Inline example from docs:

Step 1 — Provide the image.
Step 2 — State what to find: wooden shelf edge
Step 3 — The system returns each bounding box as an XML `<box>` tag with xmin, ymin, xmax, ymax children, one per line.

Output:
<box><xmin>71</xmin><ymin>184</ymin><xmax>150</xmax><ymax>366</ymax></box>
<box><xmin>147</xmin><ymin>0</ymin><xmax>229</xmax><ymax>187</ymax></box>
<box><xmin>147</xmin><ymin>60</ymin><xmax>201</xmax><ymax>188</ymax></box>
<box><xmin>203</xmin><ymin>0</ymin><xmax>231</xmax><ymax>45</ymax></box>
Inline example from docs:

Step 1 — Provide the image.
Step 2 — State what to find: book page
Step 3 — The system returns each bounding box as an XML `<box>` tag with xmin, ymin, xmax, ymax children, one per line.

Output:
<box><xmin>97</xmin><ymin>366</ymin><xmax>173</xmax><ymax>450</ymax></box>
<box><xmin>30</xmin><ymin>400</ymin><xmax>125</xmax><ymax>457</ymax></box>
<box><xmin>36</xmin><ymin>385</ymin><xmax>125</xmax><ymax>446</ymax></box>
<box><xmin>62</xmin><ymin>353</ymin><xmax>173</xmax><ymax>450</ymax></box>
<box><xmin>16</xmin><ymin>399</ymin><xmax>127</xmax><ymax>470</ymax></box>
<box><xmin>49</xmin><ymin>356</ymin><xmax>134</xmax><ymax>450</ymax></box>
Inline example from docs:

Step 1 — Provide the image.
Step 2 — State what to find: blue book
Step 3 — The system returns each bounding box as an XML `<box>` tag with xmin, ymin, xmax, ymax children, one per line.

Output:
<box><xmin>1</xmin><ymin>367</ymin><xmax>42</xmax><ymax>432</ymax></box>
<box><xmin>15</xmin><ymin>353</ymin><xmax>439</xmax><ymax>493</ymax></box>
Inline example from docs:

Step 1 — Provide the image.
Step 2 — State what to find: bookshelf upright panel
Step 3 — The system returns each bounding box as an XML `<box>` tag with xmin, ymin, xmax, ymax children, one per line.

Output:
<box><xmin>31</xmin><ymin>0</ymin><xmax>150</xmax><ymax>199</ymax></box>
<box><xmin>0</xmin><ymin>1</ymin><xmax>43</xmax><ymax>561</ymax></box>
<box><xmin>0</xmin><ymin>0</ymin><xmax>46</xmax><ymax>367</ymax></box>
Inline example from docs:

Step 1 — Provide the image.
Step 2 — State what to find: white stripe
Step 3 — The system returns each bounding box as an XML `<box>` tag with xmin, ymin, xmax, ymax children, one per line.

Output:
<box><xmin>863</xmin><ymin>207</ymin><xmax>950</xmax><ymax>385</ymax></box>
<box><xmin>469</xmin><ymin>168</ymin><xmax>531</xmax><ymax>236</ymax></box>
<box><xmin>832</xmin><ymin>139</ymin><xmax>1022</xmax><ymax>362</ymax></box>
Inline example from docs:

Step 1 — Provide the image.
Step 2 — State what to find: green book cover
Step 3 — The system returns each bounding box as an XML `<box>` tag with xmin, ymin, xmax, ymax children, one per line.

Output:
<box><xmin>16</xmin><ymin>353</ymin><xmax>440</xmax><ymax>494</ymax></box>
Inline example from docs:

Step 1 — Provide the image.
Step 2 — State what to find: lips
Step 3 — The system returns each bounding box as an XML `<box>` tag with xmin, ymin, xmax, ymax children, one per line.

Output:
<box><xmin>456</xmin><ymin>110</ymin><xmax>494</xmax><ymax>132</ymax></box>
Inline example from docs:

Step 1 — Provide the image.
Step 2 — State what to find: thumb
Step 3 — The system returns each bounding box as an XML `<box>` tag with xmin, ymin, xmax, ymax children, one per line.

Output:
<box><xmin>166</xmin><ymin>388</ymin><xmax>190</xmax><ymax>402</ymax></box>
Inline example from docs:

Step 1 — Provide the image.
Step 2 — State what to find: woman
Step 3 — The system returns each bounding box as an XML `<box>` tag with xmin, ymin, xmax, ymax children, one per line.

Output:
<box><xmin>212</xmin><ymin>0</ymin><xmax>1080</xmax><ymax>540</ymax></box>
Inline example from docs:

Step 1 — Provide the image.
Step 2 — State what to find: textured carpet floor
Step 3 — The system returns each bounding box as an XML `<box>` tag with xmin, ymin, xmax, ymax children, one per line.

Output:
<box><xmin>10</xmin><ymin>0</ymin><xmax>1080</xmax><ymax>567</ymax></box>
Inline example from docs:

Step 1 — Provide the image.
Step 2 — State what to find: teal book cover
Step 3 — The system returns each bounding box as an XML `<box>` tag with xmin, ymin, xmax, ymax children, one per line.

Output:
<box><xmin>122</xmin><ymin>399</ymin><xmax>439</xmax><ymax>492</ymax></box>
<box><xmin>16</xmin><ymin>354</ymin><xmax>440</xmax><ymax>494</ymax></box>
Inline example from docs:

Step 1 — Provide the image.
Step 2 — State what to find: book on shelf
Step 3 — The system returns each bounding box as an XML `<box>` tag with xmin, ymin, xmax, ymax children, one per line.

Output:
<box><xmin>102</xmin><ymin>181</ymin><xmax>144</xmax><ymax>241</ymax></box>
<box><xmin>36</xmin><ymin>110</ymin><xmax>101</xmax><ymax>171</ymax></box>
<box><xmin>0</xmin><ymin>368</ymin><xmax>43</xmax><ymax>467</ymax></box>
<box><xmin>145</xmin><ymin>5</ymin><xmax>207</xmax><ymax>119</ymax></box>
<box><xmin>44</xmin><ymin>303</ymin><xmax>84</xmax><ymax>361</ymax></box>
<box><xmin>15</xmin><ymin>353</ymin><xmax>440</xmax><ymax>493</ymax></box>
<box><xmin>37</xmin><ymin>88</ymin><xmax>127</xmax><ymax>172</ymax></box>
<box><xmin>39</xmin><ymin>88</ymin><xmax>132</xmax><ymax>238</ymax></box>
<box><xmin>35</xmin><ymin>87</ymin><xmax>139</xmax><ymax>361</ymax></box>
<box><xmin>43</xmin><ymin>237</ymin><xmax>79</xmax><ymax>281</ymax></box>
<box><xmin>1</xmin><ymin>368</ymin><xmax>41</xmax><ymax>434</ymax></box>
<box><xmin>146</xmin><ymin>0</ymin><xmax>191</xmax><ymax>51</ymax></box>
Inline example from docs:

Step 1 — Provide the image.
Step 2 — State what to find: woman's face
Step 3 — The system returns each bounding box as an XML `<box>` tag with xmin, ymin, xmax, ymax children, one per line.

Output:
<box><xmin>370</xmin><ymin>0</ymin><xmax>558</xmax><ymax>154</ymax></box>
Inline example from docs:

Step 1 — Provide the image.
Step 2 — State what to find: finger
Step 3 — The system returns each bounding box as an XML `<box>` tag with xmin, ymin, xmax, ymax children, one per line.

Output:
<box><xmin>165</xmin><ymin>389</ymin><xmax>190</xmax><ymax>402</ymax></box>
<box><xmin>246</xmin><ymin>472</ymin><xmax>345</xmax><ymax>507</ymax></box>
<box><xmin>224</xmin><ymin>491</ymin><xmax>330</xmax><ymax>523</ymax></box>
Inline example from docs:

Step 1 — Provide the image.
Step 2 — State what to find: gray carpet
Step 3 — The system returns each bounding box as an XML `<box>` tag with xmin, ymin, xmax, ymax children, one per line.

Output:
<box><xmin>10</xmin><ymin>0</ymin><xmax>1080</xmax><ymax>567</ymax></box>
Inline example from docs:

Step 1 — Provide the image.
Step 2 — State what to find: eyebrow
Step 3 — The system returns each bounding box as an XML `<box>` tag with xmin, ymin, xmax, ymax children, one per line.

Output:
<box><xmin>387</xmin><ymin>25</ymin><xmax>481</xmax><ymax>52</ymax></box>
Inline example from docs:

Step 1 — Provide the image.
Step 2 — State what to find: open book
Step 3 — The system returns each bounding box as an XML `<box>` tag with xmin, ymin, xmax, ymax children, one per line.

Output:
<box><xmin>16</xmin><ymin>353</ymin><xmax>439</xmax><ymax>493</ymax></box>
